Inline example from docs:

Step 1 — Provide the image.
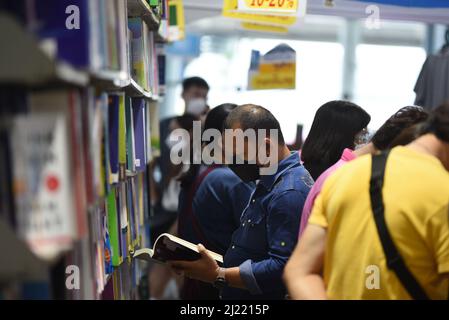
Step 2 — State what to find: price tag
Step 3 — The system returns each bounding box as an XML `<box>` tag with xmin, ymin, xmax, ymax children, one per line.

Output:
<box><xmin>223</xmin><ymin>0</ymin><xmax>298</xmax><ymax>26</ymax></box>
<box><xmin>238</xmin><ymin>0</ymin><xmax>298</xmax><ymax>14</ymax></box>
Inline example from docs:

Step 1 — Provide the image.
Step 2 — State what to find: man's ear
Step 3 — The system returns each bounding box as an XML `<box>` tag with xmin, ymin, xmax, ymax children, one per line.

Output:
<box><xmin>257</xmin><ymin>137</ymin><xmax>272</xmax><ymax>166</ymax></box>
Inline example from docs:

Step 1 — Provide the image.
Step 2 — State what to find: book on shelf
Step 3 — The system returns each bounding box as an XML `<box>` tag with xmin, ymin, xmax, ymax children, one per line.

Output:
<box><xmin>128</xmin><ymin>18</ymin><xmax>147</xmax><ymax>90</ymax></box>
<box><xmin>132</xmin><ymin>98</ymin><xmax>148</xmax><ymax>172</ymax></box>
<box><xmin>118</xmin><ymin>183</ymin><xmax>129</xmax><ymax>262</ymax></box>
<box><xmin>2</xmin><ymin>0</ymin><xmax>129</xmax><ymax>73</ymax></box>
<box><xmin>133</xmin><ymin>233</ymin><xmax>224</xmax><ymax>264</ymax></box>
<box><xmin>125</xmin><ymin>97</ymin><xmax>137</xmax><ymax>173</ymax></box>
<box><xmin>108</xmin><ymin>94</ymin><xmax>120</xmax><ymax>184</ymax></box>
<box><xmin>156</xmin><ymin>44</ymin><xmax>166</xmax><ymax>96</ymax></box>
<box><xmin>106</xmin><ymin>188</ymin><xmax>122</xmax><ymax>267</ymax></box>
<box><xmin>10</xmin><ymin>113</ymin><xmax>76</xmax><ymax>261</ymax></box>
<box><xmin>118</xmin><ymin>95</ymin><xmax>127</xmax><ymax>181</ymax></box>
<box><xmin>28</xmin><ymin>90</ymin><xmax>90</xmax><ymax>240</ymax></box>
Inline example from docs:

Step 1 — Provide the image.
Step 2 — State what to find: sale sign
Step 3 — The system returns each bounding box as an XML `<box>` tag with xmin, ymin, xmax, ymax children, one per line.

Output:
<box><xmin>238</xmin><ymin>0</ymin><xmax>298</xmax><ymax>14</ymax></box>
<box><xmin>248</xmin><ymin>44</ymin><xmax>297</xmax><ymax>90</ymax></box>
<box><xmin>223</xmin><ymin>0</ymin><xmax>298</xmax><ymax>26</ymax></box>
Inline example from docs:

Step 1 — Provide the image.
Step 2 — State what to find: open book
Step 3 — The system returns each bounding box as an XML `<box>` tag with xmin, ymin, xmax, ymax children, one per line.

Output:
<box><xmin>133</xmin><ymin>233</ymin><xmax>223</xmax><ymax>264</ymax></box>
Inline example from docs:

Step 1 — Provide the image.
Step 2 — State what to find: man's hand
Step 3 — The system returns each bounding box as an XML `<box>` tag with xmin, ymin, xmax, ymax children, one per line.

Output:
<box><xmin>169</xmin><ymin>244</ymin><xmax>220</xmax><ymax>284</ymax></box>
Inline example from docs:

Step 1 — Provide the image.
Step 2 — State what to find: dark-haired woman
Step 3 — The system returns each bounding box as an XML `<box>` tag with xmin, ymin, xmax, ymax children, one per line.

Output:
<box><xmin>300</xmin><ymin>100</ymin><xmax>371</xmax><ymax>180</ymax></box>
<box><xmin>177</xmin><ymin>104</ymin><xmax>255</xmax><ymax>300</ymax></box>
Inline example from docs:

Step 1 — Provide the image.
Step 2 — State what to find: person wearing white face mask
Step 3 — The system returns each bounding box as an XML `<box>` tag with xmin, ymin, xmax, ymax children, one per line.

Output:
<box><xmin>158</xmin><ymin>77</ymin><xmax>210</xmax><ymax>194</ymax></box>
<box><xmin>182</xmin><ymin>77</ymin><xmax>210</xmax><ymax>117</ymax></box>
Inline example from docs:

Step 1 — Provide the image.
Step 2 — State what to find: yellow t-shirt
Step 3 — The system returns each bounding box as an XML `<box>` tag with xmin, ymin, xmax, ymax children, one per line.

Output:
<box><xmin>309</xmin><ymin>146</ymin><xmax>449</xmax><ymax>300</ymax></box>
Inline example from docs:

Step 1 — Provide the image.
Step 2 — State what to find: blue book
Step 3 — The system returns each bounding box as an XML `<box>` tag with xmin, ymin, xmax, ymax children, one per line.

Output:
<box><xmin>32</xmin><ymin>0</ymin><xmax>92</xmax><ymax>67</ymax></box>
<box><xmin>131</xmin><ymin>98</ymin><xmax>147</xmax><ymax>172</ymax></box>
<box><xmin>108</xmin><ymin>95</ymin><xmax>120</xmax><ymax>184</ymax></box>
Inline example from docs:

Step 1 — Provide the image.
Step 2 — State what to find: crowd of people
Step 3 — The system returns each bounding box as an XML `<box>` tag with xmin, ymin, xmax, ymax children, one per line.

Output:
<box><xmin>148</xmin><ymin>76</ymin><xmax>449</xmax><ymax>300</ymax></box>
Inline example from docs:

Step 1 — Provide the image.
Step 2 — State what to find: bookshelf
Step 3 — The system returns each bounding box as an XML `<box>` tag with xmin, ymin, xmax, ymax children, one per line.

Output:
<box><xmin>128</xmin><ymin>0</ymin><xmax>161</xmax><ymax>30</ymax></box>
<box><xmin>0</xmin><ymin>14</ymin><xmax>89</xmax><ymax>88</ymax></box>
<box><xmin>0</xmin><ymin>0</ymin><xmax>169</xmax><ymax>300</ymax></box>
<box><xmin>128</xmin><ymin>0</ymin><xmax>168</xmax><ymax>43</ymax></box>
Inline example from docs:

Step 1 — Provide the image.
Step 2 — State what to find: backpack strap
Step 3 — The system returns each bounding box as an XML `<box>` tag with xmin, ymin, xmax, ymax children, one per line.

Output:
<box><xmin>370</xmin><ymin>151</ymin><xmax>429</xmax><ymax>300</ymax></box>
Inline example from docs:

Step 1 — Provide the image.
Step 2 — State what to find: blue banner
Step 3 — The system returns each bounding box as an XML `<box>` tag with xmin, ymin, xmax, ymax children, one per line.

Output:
<box><xmin>356</xmin><ymin>0</ymin><xmax>449</xmax><ymax>8</ymax></box>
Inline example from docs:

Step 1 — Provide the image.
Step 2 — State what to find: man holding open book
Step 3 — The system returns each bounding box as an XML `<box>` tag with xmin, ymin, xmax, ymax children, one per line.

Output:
<box><xmin>170</xmin><ymin>104</ymin><xmax>313</xmax><ymax>299</ymax></box>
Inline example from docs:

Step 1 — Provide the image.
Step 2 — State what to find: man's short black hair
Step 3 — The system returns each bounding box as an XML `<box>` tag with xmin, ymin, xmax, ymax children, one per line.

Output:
<box><xmin>224</xmin><ymin>104</ymin><xmax>285</xmax><ymax>145</ymax></box>
<box><xmin>371</xmin><ymin>106</ymin><xmax>429</xmax><ymax>150</ymax></box>
<box><xmin>182</xmin><ymin>77</ymin><xmax>210</xmax><ymax>92</ymax></box>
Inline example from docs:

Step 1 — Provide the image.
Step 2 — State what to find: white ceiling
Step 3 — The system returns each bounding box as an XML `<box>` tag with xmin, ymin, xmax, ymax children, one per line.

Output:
<box><xmin>183</xmin><ymin>0</ymin><xmax>442</xmax><ymax>44</ymax></box>
<box><xmin>184</xmin><ymin>0</ymin><xmax>449</xmax><ymax>25</ymax></box>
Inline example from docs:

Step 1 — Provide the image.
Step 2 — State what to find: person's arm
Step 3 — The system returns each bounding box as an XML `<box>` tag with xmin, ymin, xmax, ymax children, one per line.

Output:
<box><xmin>283</xmin><ymin>224</ymin><xmax>327</xmax><ymax>300</ymax></box>
<box><xmin>169</xmin><ymin>244</ymin><xmax>247</xmax><ymax>289</ymax></box>
<box><xmin>236</xmin><ymin>190</ymin><xmax>306</xmax><ymax>295</ymax></box>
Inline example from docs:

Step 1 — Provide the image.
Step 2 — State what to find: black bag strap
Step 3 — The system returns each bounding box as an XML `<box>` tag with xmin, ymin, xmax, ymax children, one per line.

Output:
<box><xmin>369</xmin><ymin>151</ymin><xmax>429</xmax><ymax>300</ymax></box>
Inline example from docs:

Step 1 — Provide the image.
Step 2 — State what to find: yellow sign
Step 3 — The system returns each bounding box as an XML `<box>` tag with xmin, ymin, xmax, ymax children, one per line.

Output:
<box><xmin>239</xmin><ymin>0</ymin><xmax>298</xmax><ymax>14</ymax></box>
<box><xmin>241</xmin><ymin>22</ymin><xmax>288</xmax><ymax>33</ymax></box>
<box><xmin>248</xmin><ymin>44</ymin><xmax>296</xmax><ymax>90</ymax></box>
<box><xmin>223</xmin><ymin>0</ymin><xmax>297</xmax><ymax>26</ymax></box>
<box><xmin>168</xmin><ymin>0</ymin><xmax>185</xmax><ymax>41</ymax></box>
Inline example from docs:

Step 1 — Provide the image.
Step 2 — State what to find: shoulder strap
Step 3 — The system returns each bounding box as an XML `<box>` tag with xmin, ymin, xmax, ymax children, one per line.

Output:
<box><xmin>369</xmin><ymin>151</ymin><xmax>429</xmax><ymax>300</ymax></box>
<box><xmin>184</xmin><ymin>165</ymin><xmax>220</xmax><ymax>252</ymax></box>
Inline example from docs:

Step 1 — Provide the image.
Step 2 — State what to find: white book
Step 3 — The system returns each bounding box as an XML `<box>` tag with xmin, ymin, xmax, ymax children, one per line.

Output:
<box><xmin>11</xmin><ymin>113</ymin><xmax>75</xmax><ymax>261</ymax></box>
<box><xmin>133</xmin><ymin>233</ymin><xmax>223</xmax><ymax>265</ymax></box>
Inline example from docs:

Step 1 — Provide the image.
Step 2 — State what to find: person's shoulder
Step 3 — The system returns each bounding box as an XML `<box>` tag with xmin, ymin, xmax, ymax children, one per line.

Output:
<box><xmin>271</xmin><ymin>165</ymin><xmax>313</xmax><ymax>199</ymax></box>
<box><xmin>202</xmin><ymin>166</ymin><xmax>243</xmax><ymax>187</ymax></box>
<box><xmin>320</xmin><ymin>154</ymin><xmax>371</xmax><ymax>196</ymax></box>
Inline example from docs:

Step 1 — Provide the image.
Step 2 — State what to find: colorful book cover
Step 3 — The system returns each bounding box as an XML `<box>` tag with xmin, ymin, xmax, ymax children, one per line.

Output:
<box><xmin>32</xmin><ymin>0</ymin><xmax>92</xmax><ymax>67</ymax></box>
<box><xmin>125</xmin><ymin>97</ymin><xmax>136</xmax><ymax>173</ymax></box>
<box><xmin>118</xmin><ymin>94</ymin><xmax>126</xmax><ymax>181</ymax></box>
<box><xmin>103</xmin><ymin>210</ymin><xmax>113</xmax><ymax>275</ymax></box>
<box><xmin>106</xmin><ymin>189</ymin><xmax>121</xmax><ymax>267</ymax></box>
<box><xmin>128</xmin><ymin>18</ymin><xmax>147</xmax><ymax>89</ymax></box>
<box><xmin>28</xmin><ymin>90</ymin><xmax>89</xmax><ymax>239</ymax></box>
<box><xmin>131</xmin><ymin>98</ymin><xmax>147</xmax><ymax>172</ymax></box>
<box><xmin>10</xmin><ymin>114</ymin><xmax>75</xmax><ymax>261</ymax></box>
<box><xmin>108</xmin><ymin>95</ymin><xmax>120</xmax><ymax>184</ymax></box>
<box><xmin>118</xmin><ymin>184</ymin><xmax>129</xmax><ymax>261</ymax></box>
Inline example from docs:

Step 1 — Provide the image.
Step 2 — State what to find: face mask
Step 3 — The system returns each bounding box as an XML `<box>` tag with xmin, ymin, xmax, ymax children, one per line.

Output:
<box><xmin>186</xmin><ymin>98</ymin><xmax>207</xmax><ymax>117</ymax></box>
<box><xmin>228</xmin><ymin>160</ymin><xmax>260</xmax><ymax>182</ymax></box>
<box><xmin>354</xmin><ymin>128</ymin><xmax>370</xmax><ymax>149</ymax></box>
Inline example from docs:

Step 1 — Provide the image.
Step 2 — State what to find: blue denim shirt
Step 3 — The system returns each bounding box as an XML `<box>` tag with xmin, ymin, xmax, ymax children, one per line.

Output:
<box><xmin>222</xmin><ymin>152</ymin><xmax>314</xmax><ymax>300</ymax></box>
<box><xmin>192</xmin><ymin>167</ymin><xmax>255</xmax><ymax>255</ymax></box>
